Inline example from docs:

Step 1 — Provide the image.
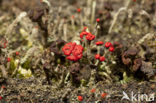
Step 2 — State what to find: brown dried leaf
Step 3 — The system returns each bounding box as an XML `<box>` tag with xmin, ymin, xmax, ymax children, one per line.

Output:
<box><xmin>113</xmin><ymin>42</ymin><xmax>123</xmax><ymax>49</ymax></box>
<box><xmin>133</xmin><ymin>58</ymin><xmax>142</xmax><ymax>71</ymax></box>
<box><xmin>50</xmin><ymin>39</ymin><xmax>66</xmax><ymax>55</ymax></box>
<box><xmin>122</xmin><ymin>47</ymin><xmax>139</xmax><ymax>65</ymax></box>
<box><xmin>124</xmin><ymin>48</ymin><xmax>139</xmax><ymax>57</ymax></box>
<box><xmin>122</xmin><ymin>53</ymin><xmax>131</xmax><ymax>65</ymax></box>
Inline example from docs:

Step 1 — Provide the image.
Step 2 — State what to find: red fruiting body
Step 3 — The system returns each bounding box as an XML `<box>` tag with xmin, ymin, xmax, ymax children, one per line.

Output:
<box><xmin>96</xmin><ymin>41</ymin><xmax>104</xmax><ymax>45</ymax></box>
<box><xmin>83</xmin><ymin>27</ymin><xmax>87</xmax><ymax>31</ymax></box>
<box><xmin>96</xmin><ymin>18</ymin><xmax>100</xmax><ymax>22</ymax></box>
<box><xmin>99</xmin><ymin>56</ymin><xmax>105</xmax><ymax>61</ymax></box>
<box><xmin>62</xmin><ymin>42</ymin><xmax>76</xmax><ymax>56</ymax></box>
<box><xmin>133</xmin><ymin>0</ymin><xmax>136</xmax><ymax>2</ymax></box>
<box><xmin>105</xmin><ymin>42</ymin><xmax>112</xmax><ymax>48</ymax></box>
<box><xmin>80</xmin><ymin>32</ymin><xmax>88</xmax><ymax>39</ymax></box>
<box><xmin>72</xmin><ymin>45</ymin><xmax>83</xmax><ymax>59</ymax></box>
<box><xmin>3</xmin><ymin>43</ymin><xmax>6</xmax><ymax>48</ymax></box>
<box><xmin>0</xmin><ymin>39</ymin><xmax>7</xmax><ymax>48</ymax></box>
<box><xmin>109</xmin><ymin>46</ymin><xmax>114</xmax><ymax>52</ymax></box>
<box><xmin>62</xmin><ymin>42</ymin><xmax>83</xmax><ymax>61</ymax></box>
<box><xmin>80</xmin><ymin>31</ymin><xmax>95</xmax><ymax>41</ymax></box>
<box><xmin>1</xmin><ymin>86</ymin><xmax>5</xmax><ymax>89</ymax></box>
<box><xmin>15</xmin><ymin>51</ymin><xmax>19</xmax><ymax>55</ymax></box>
<box><xmin>77</xmin><ymin>96</ymin><xmax>83</xmax><ymax>101</ymax></box>
<box><xmin>80</xmin><ymin>33</ymin><xmax>83</xmax><ymax>39</ymax></box>
<box><xmin>101</xmin><ymin>93</ymin><xmax>107</xmax><ymax>98</ymax></box>
<box><xmin>7</xmin><ymin>57</ymin><xmax>11</xmax><ymax>62</ymax></box>
<box><xmin>77</xmin><ymin>8</ymin><xmax>81</xmax><ymax>13</ymax></box>
<box><xmin>83</xmin><ymin>27</ymin><xmax>87</xmax><ymax>30</ymax></box>
<box><xmin>66</xmin><ymin>55</ymin><xmax>77</xmax><ymax>61</ymax></box>
<box><xmin>71</xmin><ymin>15</ymin><xmax>75</xmax><ymax>19</ymax></box>
<box><xmin>90</xmin><ymin>88</ymin><xmax>96</xmax><ymax>93</ymax></box>
<box><xmin>95</xmin><ymin>54</ymin><xmax>100</xmax><ymax>59</ymax></box>
<box><xmin>86</xmin><ymin>33</ymin><xmax>95</xmax><ymax>41</ymax></box>
<box><xmin>0</xmin><ymin>96</ymin><xmax>2</xmax><ymax>100</ymax></box>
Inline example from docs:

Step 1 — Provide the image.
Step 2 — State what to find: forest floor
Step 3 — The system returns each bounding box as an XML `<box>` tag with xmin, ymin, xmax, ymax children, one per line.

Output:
<box><xmin>0</xmin><ymin>0</ymin><xmax>156</xmax><ymax>103</ymax></box>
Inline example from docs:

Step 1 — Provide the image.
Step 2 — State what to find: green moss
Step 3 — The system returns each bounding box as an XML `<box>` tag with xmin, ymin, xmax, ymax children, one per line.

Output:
<box><xmin>22</xmin><ymin>59</ymin><xmax>31</xmax><ymax>70</ymax></box>
<box><xmin>57</xmin><ymin>58</ymin><xmax>61</xmax><ymax>64</ymax></box>
<box><xmin>10</xmin><ymin>59</ymin><xmax>16</xmax><ymax>73</ymax></box>
<box><xmin>80</xmin><ymin>79</ymin><xmax>88</xmax><ymax>86</ymax></box>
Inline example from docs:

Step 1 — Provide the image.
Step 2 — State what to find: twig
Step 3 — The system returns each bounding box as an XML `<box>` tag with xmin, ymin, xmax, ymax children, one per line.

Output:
<box><xmin>108</xmin><ymin>0</ymin><xmax>132</xmax><ymax>34</ymax></box>
<box><xmin>5</xmin><ymin>12</ymin><xmax>27</xmax><ymax>39</ymax></box>
<box><xmin>63</xmin><ymin>24</ymin><xmax>67</xmax><ymax>41</ymax></box>
<box><xmin>138</xmin><ymin>33</ymin><xmax>155</xmax><ymax>44</ymax></box>
<box><xmin>91</xmin><ymin>1</ymin><xmax>96</xmax><ymax>24</ymax></box>
<box><xmin>108</xmin><ymin>7</ymin><xmax>126</xmax><ymax>34</ymax></box>
<box><xmin>0</xmin><ymin>65</ymin><xmax>8</xmax><ymax>78</ymax></box>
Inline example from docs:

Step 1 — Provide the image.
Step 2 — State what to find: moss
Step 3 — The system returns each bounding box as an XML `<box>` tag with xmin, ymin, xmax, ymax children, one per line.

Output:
<box><xmin>21</xmin><ymin>59</ymin><xmax>31</xmax><ymax>70</ymax></box>
<box><xmin>9</xmin><ymin>59</ymin><xmax>16</xmax><ymax>73</ymax></box>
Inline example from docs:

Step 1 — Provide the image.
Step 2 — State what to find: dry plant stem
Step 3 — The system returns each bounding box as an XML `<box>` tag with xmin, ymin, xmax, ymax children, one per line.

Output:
<box><xmin>108</xmin><ymin>0</ymin><xmax>132</xmax><ymax>34</ymax></box>
<box><xmin>64</xmin><ymin>72</ymin><xmax>70</xmax><ymax>84</ymax></box>
<box><xmin>20</xmin><ymin>46</ymin><xmax>39</xmax><ymax>64</ymax></box>
<box><xmin>138</xmin><ymin>33</ymin><xmax>155</xmax><ymax>44</ymax></box>
<box><xmin>71</xmin><ymin>18</ymin><xmax>75</xmax><ymax>31</ymax></box>
<box><xmin>7</xmin><ymin>62</ymin><xmax>10</xmax><ymax>72</ymax></box>
<box><xmin>96</xmin><ymin>25</ymin><xmax>100</xmax><ymax>37</ymax></box>
<box><xmin>94</xmin><ymin>23</ymin><xmax>98</xmax><ymax>35</ymax></box>
<box><xmin>0</xmin><ymin>88</ymin><xmax>4</xmax><ymax>93</ymax></box>
<box><xmin>140</xmin><ymin>10</ymin><xmax>151</xmax><ymax>18</ymax></box>
<box><xmin>97</xmin><ymin>46</ymin><xmax>100</xmax><ymax>54</ymax></box>
<box><xmin>88</xmin><ymin>69</ymin><xmax>96</xmax><ymax>86</ymax></box>
<box><xmin>127</xmin><ymin>9</ymin><xmax>133</xmax><ymax>34</ymax></box>
<box><xmin>0</xmin><ymin>65</ymin><xmax>8</xmax><ymax>78</ymax></box>
<box><xmin>50</xmin><ymin>11</ymin><xmax>60</xmax><ymax>39</ymax></box>
<box><xmin>95</xmin><ymin>60</ymin><xmax>99</xmax><ymax>66</ymax></box>
<box><xmin>11</xmin><ymin>67</ymin><xmax>18</xmax><ymax>77</ymax></box>
<box><xmin>61</xmin><ymin>88</ymin><xmax>71</xmax><ymax>100</ymax></box>
<box><xmin>79</xmin><ymin>14</ymin><xmax>83</xmax><ymax>27</ymax></box>
<box><xmin>54</xmin><ymin>64</ymin><xmax>59</xmax><ymax>72</ymax></box>
<box><xmin>63</xmin><ymin>24</ymin><xmax>67</xmax><ymax>41</ymax></box>
<box><xmin>58</xmin><ymin>19</ymin><xmax>64</xmax><ymax>38</ymax></box>
<box><xmin>42</xmin><ymin>0</ymin><xmax>51</xmax><ymax>7</ymax></box>
<box><xmin>5</xmin><ymin>12</ymin><xmax>27</xmax><ymax>40</ymax></box>
<box><xmin>11</xmin><ymin>60</ymin><xmax>20</xmax><ymax>77</ymax></box>
<box><xmin>103</xmin><ymin>48</ymin><xmax>106</xmax><ymax>56</ymax></box>
<box><xmin>108</xmin><ymin>8</ymin><xmax>126</xmax><ymax>34</ymax></box>
<box><xmin>84</xmin><ymin>39</ymin><xmax>89</xmax><ymax>56</ymax></box>
<box><xmin>86</xmin><ymin>0</ymin><xmax>92</xmax><ymax>23</ymax></box>
<box><xmin>87</xmin><ymin>0</ymin><xmax>92</xmax><ymax>7</ymax></box>
<box><xmin>0</xmin><ymin>89</ymin><xmax>3</xmax><ymax>94</ymax></box>
<box><xmin>91</xmin><ymin>1</ymin><xmax>96</xmax><ymax>24</ymax></box>
<box><xmin>83</xmin><ymin>8</ymin><xmax>88</xmax><ymax>23</ymax></box>
<box><xmin>98</xmin><ymin>71</ymin><xmax>112</xmax><ymax>83</ymax></box>
<box><xmin>59</xmin><ymin>69</ymin><xmax>65</xmax><ymax>87</ymax></box>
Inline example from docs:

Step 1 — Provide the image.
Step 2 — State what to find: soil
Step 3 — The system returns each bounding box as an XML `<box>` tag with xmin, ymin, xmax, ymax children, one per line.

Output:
<box><xmin>1</xmin><ymin>78</ymin><xmax>156</xmax><ymax>103</ymax></box>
